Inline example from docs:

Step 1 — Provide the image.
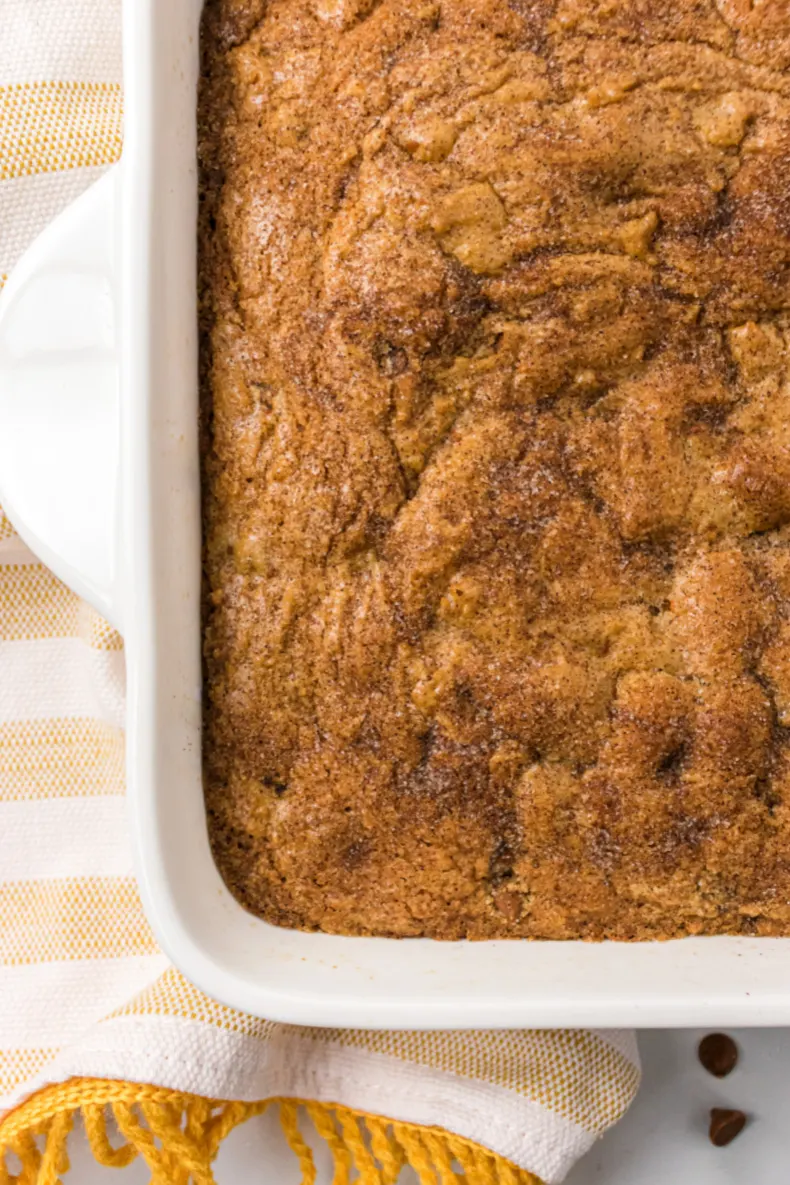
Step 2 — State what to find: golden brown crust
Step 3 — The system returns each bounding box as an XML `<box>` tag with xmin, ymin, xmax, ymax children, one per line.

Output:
<box><xmin>200</xmin><ymin>0</ymin><xmax>790</xmax><ymax>939</ymax></box>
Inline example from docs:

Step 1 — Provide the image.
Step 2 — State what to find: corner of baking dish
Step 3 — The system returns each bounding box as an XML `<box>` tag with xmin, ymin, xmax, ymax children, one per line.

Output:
<box><xmin>1</xmin><ymin>0</ymin><xmax>786</xmax><ymax>1028</ymax></box>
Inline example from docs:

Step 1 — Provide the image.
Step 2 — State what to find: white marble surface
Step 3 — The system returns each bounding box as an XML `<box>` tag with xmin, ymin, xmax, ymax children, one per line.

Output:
<box><xmin>62</xmin><ymin>1028</ymin><xmax>785</xmax><ymax>1183</ymax></box>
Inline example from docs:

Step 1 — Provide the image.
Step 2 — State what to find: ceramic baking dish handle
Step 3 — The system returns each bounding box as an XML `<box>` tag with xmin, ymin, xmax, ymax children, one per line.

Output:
<box><xmin>0</xmin><ymin>167</ymin><xmax>122</xmax><ymax>631</ymax></box>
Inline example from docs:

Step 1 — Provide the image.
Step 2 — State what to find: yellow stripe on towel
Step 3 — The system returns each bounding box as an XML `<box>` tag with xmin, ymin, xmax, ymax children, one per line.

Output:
<box><xmin>0</xmin><ymin>878</ymin><xmax>157</xmax><ymax>965</ymax></box>
<box><xmin>0</xmin><ymin>80</ymin><xmax>122</xmax><ymax>180</ymax></box>
<box><xmin>0</xmin><ymin>718</ymin><xmax>124</xmax><ymax>803</ymax></box>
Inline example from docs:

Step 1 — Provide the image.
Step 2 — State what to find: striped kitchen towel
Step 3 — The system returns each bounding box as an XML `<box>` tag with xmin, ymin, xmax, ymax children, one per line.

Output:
<box><xmin>0</xmin><ymin>3</ymin><xmax>640</xmax><ymax>1183</ymax></box>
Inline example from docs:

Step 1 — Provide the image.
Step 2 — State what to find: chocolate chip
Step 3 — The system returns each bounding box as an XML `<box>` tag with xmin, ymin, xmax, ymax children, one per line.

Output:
<box><xmin>709</xmin><ymin>1108</ymin><xmax>746</xmax><ymax>1147</ymax></box>
<box><xmin>374</xmin><ymin>339</ymin><xmax>409</xmax><ymax>376</ymax></box>
<box><xmin>698</xmin><ymin>1032</ymin><xmax>738</xmax><ymax>1078</ymax></box>
<box><xmin>260</xmin><ymin>778</ymin><xmax>287</xmax><ymax>797</ymax></box>
<box><xmin>493</xmin><ymin>888</ymin><xmax>521</xmax><ymax>922</ymax></box>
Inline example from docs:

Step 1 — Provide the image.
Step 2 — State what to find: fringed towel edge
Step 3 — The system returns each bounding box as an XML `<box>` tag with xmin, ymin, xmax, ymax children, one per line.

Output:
<box><xmin>0</xmin><ymin>1078</ymin><xmax>544</xmax><ymax>1185</ymax></box>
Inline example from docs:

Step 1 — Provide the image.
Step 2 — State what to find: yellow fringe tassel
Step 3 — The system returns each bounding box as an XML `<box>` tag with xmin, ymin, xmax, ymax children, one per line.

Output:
<box><xmin>0</xmin><ymin>1079</ymin><xmax>543</xmax><ymax>1185</ymax></box>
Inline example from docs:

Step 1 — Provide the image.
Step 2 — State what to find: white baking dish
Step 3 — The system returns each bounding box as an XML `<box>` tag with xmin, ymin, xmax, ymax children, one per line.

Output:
<box><xmin>2</xmin><ymin>0</ymin><xmax>790</xmax><ymax>1028</ymax></box>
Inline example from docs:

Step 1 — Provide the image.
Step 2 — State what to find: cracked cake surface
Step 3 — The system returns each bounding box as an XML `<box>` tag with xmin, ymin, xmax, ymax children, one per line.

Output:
<box><xmin>200</xmin><ymin>0</ymin><xmax>790</xmax><ymax>939</ymax></box>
